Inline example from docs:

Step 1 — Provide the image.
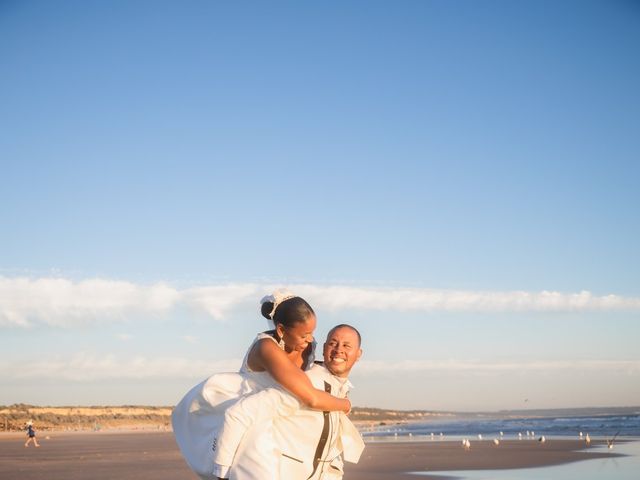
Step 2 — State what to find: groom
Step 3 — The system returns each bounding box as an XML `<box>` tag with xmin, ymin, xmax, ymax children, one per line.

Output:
<box><xmin>213</xmin><ymin>324</ymin><xmax>364</xmax><ymax>480</ymax></box>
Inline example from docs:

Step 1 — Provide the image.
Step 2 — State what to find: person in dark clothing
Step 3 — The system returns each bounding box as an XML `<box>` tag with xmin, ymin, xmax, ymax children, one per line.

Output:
<box><xmin>24</xmin><ymin>421</ymin><xmax>40</xmax><ymax>447</ymax></box>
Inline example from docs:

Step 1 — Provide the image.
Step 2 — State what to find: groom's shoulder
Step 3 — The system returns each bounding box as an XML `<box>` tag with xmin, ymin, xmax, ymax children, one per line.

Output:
<box><xmin>310</xmin><ymin>361</ymin><xmax>327</xmax><ymax>372</ymax></box>
<box><xmin>306</xmin><ymin>362</ymin><xmax>330</xmax><ymax>382</ymax></box>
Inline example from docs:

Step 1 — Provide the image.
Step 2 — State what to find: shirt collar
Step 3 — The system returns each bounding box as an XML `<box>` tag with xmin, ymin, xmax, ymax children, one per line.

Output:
<box><xmin>336</xmin><ymin>375</ymin><xmax>354</xmax><ymax>390</ymax></box>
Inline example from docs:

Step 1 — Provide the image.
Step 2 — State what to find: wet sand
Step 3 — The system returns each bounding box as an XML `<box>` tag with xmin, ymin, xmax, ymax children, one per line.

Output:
<box><xmin>345</xmin><ymin>439</ymin><xmax>622</xmax><ymax>479</ymax></box>
<box><xmin>0</xmin><ymin>432</ymin><xmax>622</xmax><ymax>480</ymax></box>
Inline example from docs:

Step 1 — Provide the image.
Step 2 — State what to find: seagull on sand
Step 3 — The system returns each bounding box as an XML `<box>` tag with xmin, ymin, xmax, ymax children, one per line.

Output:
<box><xmin>462</xmin><ymin>439</ymin><xmax>471</xmax><ymax>450</ymax></box>
<box><xmin>585</xmin><ymin>433</ymin><xmax>591</xmax><ymax>445</ymax></box>
<box><xmin>493</xmin><ymin>438</ymin><xmax>500</xmax><ymax>446</ymax></box>
<box><xmin>606</xmin><ymin>432</ymin><xmax>620</xmax><ymax>450</ymax></box>
<box><xmin>538</xmin><ymin>436</ymin><xmax>546</xmax><ymax>443</ymax></box>
<box><xmin>518</xmin><ymin>432</ymin><xmax>523</xmax><ymax>440</ymax></box>
<box><xmin>478</xmin><ymin>434</ymin><xmax>483</xmax><ymax>440</ymax></box>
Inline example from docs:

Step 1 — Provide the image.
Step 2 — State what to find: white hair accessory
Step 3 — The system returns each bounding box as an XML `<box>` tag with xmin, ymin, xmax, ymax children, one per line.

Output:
<box><xmin>260</xmin><ymin>289</ymin><xmax>296</xmax><ymax>321</ymax></box>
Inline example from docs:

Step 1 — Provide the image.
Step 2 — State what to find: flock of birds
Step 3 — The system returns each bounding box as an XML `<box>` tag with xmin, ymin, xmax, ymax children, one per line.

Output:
<box><xmin>458</xmin><ymin>430</ymin><xmax>620</xmax><ymax>451</ymax></box>
<box><xmin>377</xmin><ymin>426</ymin><xmax>621</xmax><ymax>451</ymax></box>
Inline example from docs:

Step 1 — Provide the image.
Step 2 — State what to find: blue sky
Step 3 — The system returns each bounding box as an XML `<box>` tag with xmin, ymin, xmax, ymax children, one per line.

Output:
<box><xmin>1</xmin><ymin>0</ymin><xmax>639</xmax><ymax>411</ymax></box>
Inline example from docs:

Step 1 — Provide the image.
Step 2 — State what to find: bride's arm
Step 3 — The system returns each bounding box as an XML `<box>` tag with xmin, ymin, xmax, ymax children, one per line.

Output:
<box><xmin>250</xmin><ymin>339</ymin><xmax>351</xmax><ymax>413</ymax></box>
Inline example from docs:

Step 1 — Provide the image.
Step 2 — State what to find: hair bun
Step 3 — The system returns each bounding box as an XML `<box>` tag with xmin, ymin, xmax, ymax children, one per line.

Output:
<box><xmin>260</xmin><ymin>289</ymin><xmax>296</xmax><ymax>320</ymax></box>
<box><xmin>261</xmin><ymin>301</ymin><xmax>275</xmax><ymax>320</ymax></box>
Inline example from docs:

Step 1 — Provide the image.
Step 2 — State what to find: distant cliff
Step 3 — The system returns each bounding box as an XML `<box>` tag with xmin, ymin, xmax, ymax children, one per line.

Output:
<box><xmin>3</xmin><ymin>404</ymin><xmax>636</xmax><ymax>432</ymax></box>
<box><xmin>348</xmin><ymin>407</ymin><xmax>453</xmax><ymax>423</ymax></box>
<box><xmin>1</xmin><ymin>404</ymin><xmax>447</xmax><ymax>432</ymax></box>
<box><xmin>0</xmin><ymin>404</ymin><xmax>173</xmax><ymax>432</ymax></box>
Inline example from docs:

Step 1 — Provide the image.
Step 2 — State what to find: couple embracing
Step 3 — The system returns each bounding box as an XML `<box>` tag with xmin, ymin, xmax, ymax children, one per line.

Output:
<box><xmin>172</xmin><ymin>290</ymin><xmax>365</xmax><ymax>480</ymax></box>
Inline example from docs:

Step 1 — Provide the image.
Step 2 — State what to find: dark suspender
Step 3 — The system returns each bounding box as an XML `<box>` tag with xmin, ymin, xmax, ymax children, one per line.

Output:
<box><xmin>308</xmin><ymin>381</ymin><xmax>332</xmax><ymax>479</ymax></box>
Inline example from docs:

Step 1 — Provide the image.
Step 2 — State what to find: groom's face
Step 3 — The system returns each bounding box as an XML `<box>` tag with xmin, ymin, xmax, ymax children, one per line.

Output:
<box><xmin>323</xmin><ymin>326</ymin><xmax>362</xmax><ymax>378</ymax></box>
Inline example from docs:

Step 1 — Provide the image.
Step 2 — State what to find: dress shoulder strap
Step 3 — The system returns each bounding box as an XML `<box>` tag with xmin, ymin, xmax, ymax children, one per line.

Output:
<box><xmin>240</xmin><ymin>331</ymin><xmax>279</xmax><ymax>373</ymax></box>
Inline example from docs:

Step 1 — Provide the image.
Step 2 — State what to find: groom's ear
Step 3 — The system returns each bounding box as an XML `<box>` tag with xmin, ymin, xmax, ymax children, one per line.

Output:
<box><xmin>355</xmin><ymin>348</ymin><xmax>363</xmax><ymax>362</ymax></box>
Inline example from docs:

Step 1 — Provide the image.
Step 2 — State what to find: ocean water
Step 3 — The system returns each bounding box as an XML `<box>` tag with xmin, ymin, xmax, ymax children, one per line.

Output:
<box><xmin>411</xmin><ymin>441</ymin><xmax>640</xmax><ymax>480</ymax></box>
<box><xmin>362</xmin><ymin>413</ymin><xmax>640</xmax><ymax>440</ymax></box>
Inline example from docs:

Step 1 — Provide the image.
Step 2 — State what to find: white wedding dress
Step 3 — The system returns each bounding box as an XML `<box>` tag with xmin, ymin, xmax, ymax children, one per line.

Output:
<box><xmin>172</xmin><ymin>332</ymin><xmax>314</xmax><ymax>479</ymax></box>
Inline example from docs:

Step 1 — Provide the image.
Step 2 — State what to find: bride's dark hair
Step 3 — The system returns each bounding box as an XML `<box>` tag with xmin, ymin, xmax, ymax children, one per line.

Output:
<box><xmin>261</xmin><ymin>297</ymin><xmax>315</xmax><ymax>327</ymax></box>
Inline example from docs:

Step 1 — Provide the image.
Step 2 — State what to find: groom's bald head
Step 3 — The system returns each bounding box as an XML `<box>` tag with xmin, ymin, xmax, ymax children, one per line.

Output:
<box><xmin>323</xmin><ymin>324</ymin><xmax>362</xmax><ymax>377</ymax></box>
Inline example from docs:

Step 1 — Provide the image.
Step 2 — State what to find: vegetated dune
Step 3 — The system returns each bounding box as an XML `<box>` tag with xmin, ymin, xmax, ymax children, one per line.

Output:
<box><xmin>1</xmin><ymin>404</ymin><xmax>451</xmax><ymax>432</ymax></box>
<box><xmin>0</xmin><ymin>404</ymin><xmax>173</xmax><ymax>431</ymax></box>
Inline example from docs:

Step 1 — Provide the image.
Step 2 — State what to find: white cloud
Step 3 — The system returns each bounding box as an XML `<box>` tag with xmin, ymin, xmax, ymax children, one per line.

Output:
<box><xmin>296</xmin><ymin>285</ymin><xmax>640</xmax><ymax>313</ymax></box>
<box><xmin>182</xmin><ymin>284</ymin><xmax>262</xmax><ymax>320</ymax></box>
<box><xmin>0</xmin><ymin>353</ymin><xmax>241</xmax><ymax>381</ymax></box>
<box><xmin>2</xmin><ymin>276</ymin><xmax>640</xmax><ymax>328</ymax></box>
<box><xmin>182</xmin><ymin>335</ymin><xmax>198</xmax><ymax>344</ymax></box>
<box><xmin>355</xmin><ymin>359</ymin><xmax>640</xmax><ymax>375</ymax></box>
<box><xmin>0</xmin><ymin>276</ymin><xmax>180</xmax><ymax>328</ymax></box>
<box><xmin>2</xmin><ymin>355</ymin><xmax>638</xmax><ymax>382</ymax></box>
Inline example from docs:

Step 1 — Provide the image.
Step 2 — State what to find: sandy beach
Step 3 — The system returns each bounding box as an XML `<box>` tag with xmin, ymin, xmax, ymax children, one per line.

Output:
<box><xmin>0</xmin><ymin>431</ymin><xmax>622</xmax><ymax>480</ymax></box>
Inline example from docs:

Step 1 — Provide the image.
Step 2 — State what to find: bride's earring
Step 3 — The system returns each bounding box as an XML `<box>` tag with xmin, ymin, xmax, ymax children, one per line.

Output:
<box><xmin>276</xmin><ymin>326</ymin><xmax>286</xmax><ymax>350</ymax></box>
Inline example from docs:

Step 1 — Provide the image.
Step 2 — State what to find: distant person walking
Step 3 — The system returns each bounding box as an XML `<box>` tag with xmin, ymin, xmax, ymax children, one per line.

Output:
<box><xmin>24</xmin><ymin>421</ymin><xmax>40</xmax><ymax>447</ymax></box>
